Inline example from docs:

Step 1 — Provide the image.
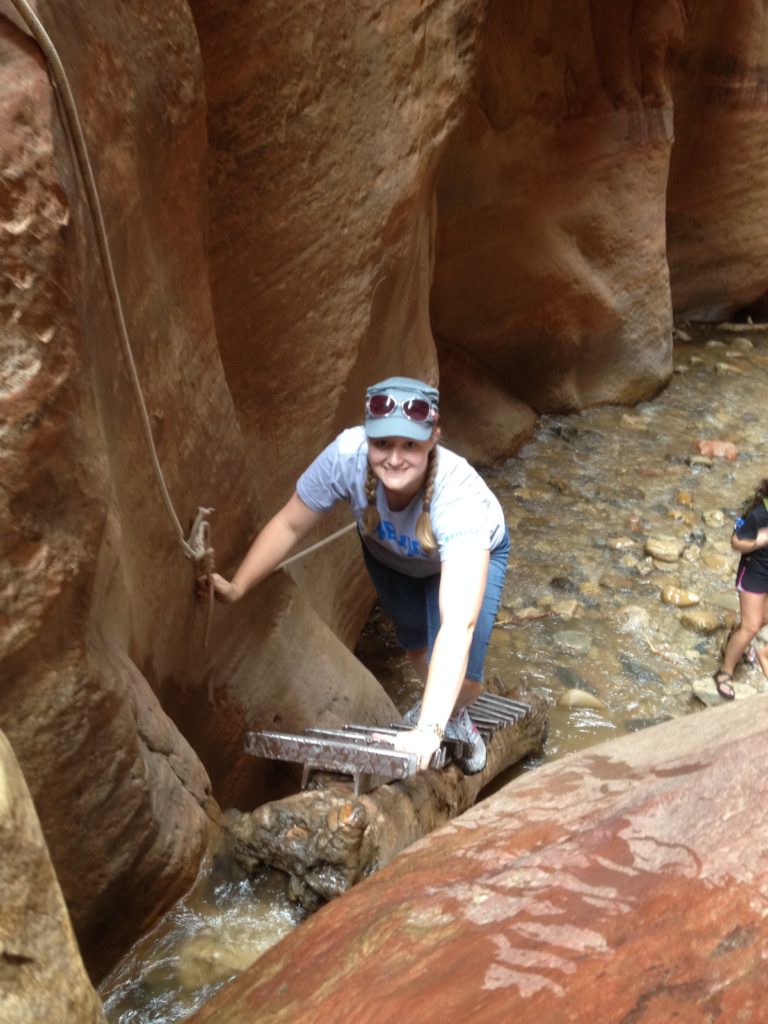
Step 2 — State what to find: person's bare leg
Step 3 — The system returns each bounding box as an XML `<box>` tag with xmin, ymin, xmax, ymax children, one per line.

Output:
<box><xmin>721</xmin><ymin>591</ymin><xmax>764</xmax><ymax>676</ymax></box>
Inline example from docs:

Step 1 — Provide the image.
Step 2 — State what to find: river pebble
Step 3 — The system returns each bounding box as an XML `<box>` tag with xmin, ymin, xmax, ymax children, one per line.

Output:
<box><xmin>661</xmin><ymin>585</ymin><xmax>700</xmax><ymax>607</ymax></box>
<box><xmin>645</xmin><ymin>535</ymin><xmax>684</xmax><ymax>562</ymax></box>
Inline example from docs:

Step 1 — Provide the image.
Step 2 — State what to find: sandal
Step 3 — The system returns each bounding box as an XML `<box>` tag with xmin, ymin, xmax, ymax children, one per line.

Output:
<box><xmin>713</xmin><ymin>669</ymin><xmax>736</xmax><ymax>701</ymax></box>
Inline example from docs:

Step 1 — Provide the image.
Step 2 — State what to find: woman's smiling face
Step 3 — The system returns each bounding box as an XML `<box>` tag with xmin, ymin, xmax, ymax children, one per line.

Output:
<box><xmin>367</xmin><ymin>435</ymin><xmax>437</xmax><ymax>509</ymax></box>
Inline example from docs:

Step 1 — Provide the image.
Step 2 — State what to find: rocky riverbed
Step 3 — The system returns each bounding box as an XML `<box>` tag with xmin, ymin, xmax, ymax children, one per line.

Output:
<box><xmin>101</xmin><ymin>323</ymin><xmax>768</xmax><ymax>1024</ymax></box>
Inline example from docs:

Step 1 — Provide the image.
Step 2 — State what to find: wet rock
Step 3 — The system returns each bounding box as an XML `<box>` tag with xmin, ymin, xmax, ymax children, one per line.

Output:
<box><xmin>555</xmin><ymin>666</ymin><xmax>598</xmax><ymax>695</ymax></box>
<box><xmin>517</xmin><ymin>606</ymin><xmax>548</xmax><ymax>621</ymax></box>
<box><xmin>605</xmin><ymin>536</ymin><xmax>637</xmax><ymax>551</ymax></box>
<box><xmin>579</xmin><ymin>580</ymin><xmax>602</xmax><ymax>598</ymax></box>
<box><xmin>618</xmin><ymin>554</ymin><xmax>641</xmax><ymax>571</ymax></box>
<box><xmin>177</xmin><ymin>930</ymin><xmax>262</xmax><ymax>990</ymax></box>
<box><xmin>701</xmin><ymin>550</ymin><xmax>733</xmax><ymax>574</ymax></box>
<box><xmin>558</xmin><ymin>689</ymin><xmax>608</xmax><ymax>712</ymax></box>
<box><xmin>679</xmin><ymin>609</ymin><xmax>721</xmax><ymax>634</ymax></box>
<box><xmin>686</xmin><ymin>455</ymin><xmax>714</xmax><ymax>467</ymax></box>
<box><xmin>691</xmin><ymin>677</ymin><xmax>758</xmax><ymax>706</ymax></box>
<box><xmin>0</xmin><ymin>731</ymin><xmax>105</xmax><ymax>1024</ymax></box>
<box><xmin>644</xmin><ymin>535</ymin><xmax>683</xmax><ymax>562</ymax></box>
<box><xmin>620</xmin><ymin>413</ymin><xmax>648</xmax><ymax>430</ymax></box>
<box><xmin>599</xmin><ymin>572</ymin><xmax>635</xmax><ymax>592</ymax></box>
<box><xmin>730</xmin><ymin>337</ymin><xmax>754</xmax><ymax>352</ymax></box>
<box><xmin>618</xmin><ymin>654</ymin><xmax>662</xmax><ymax>686</ymax></box>
<box><xmin>697</xmin><ymin>440</ymin><xmax>738</xmax><ymax>460</ymax></box>
<box><xmin>553</xmin><ymin>631</ymin><xmax>592</xmax><ymax>656</ymax></box>
<box><xmin>615</xmin><ymin>605</ymin><xmax>651</xmax><ymax>636</ymax></box>
<box><xmin>549</xmin><ymin>576</ymin><xmax>577</xmax><ymax>592</ymax></box>
<box><xmin>703</xmin><ymin>509</ymin><xmax>726</xmax><ymax>527</ymax></box>
<box><xmin>652</xmin><ymin>558</ymin><xmax>678</xmax><ymax>573</ymax></box>
<box><xmin>551</xmin><ymin>599</ymin><xmax>579</xmax><ymax>620</ymax></box>
<box><xmin>667</xmin><ymin>507</ymin><xmax>696</xmax><ymax>526</ymax></box>
<box><xmin>661</xmin><ymin>584</ymin><xmax>700</xmax><ymax>607</ymax></box>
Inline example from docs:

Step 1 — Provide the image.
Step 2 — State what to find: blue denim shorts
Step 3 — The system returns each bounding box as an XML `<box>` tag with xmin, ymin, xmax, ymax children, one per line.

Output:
<box><xmin>361</xmin><ymin>526</ymin><xmax>510</xmax><ymax>681</ymax></box>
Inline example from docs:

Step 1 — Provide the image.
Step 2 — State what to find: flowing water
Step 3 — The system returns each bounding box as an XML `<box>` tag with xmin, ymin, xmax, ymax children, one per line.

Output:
<box><xmin>100</xmin><ymin>324</ymin><xmax>768</xmax><ymax>1022</ymax></box>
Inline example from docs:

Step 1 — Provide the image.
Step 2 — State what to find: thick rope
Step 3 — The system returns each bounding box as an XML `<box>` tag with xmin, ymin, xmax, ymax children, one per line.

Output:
<box><xmin>9</xmin><ymin>0</ymin><xmax>207</xmax><ymax>565</ymax></box>
<box><xmin>276</xmin><ymin>521</ymin><xmax>358</xmax><ymax>571</ymax></box>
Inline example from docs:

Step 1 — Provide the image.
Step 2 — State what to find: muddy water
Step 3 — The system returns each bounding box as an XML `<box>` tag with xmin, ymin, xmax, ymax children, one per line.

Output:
<box><xmin>100</xmin><ymin>325</ymin><xmax>768</xmax><ymax>1023</ymax></box>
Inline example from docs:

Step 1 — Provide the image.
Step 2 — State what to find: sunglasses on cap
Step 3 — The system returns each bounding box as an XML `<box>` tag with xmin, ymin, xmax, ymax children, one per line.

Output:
<box><xmin>365</xmin><ymin>393</ymin><xmax>438</xmax><ymax>423</ymax></box>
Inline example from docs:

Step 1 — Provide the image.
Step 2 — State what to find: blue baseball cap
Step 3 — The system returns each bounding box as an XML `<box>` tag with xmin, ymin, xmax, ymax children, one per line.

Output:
<box><xmin>364</xmin><ymin>376</ymin><xmax>440</xmax><ymax>442</ymax></box>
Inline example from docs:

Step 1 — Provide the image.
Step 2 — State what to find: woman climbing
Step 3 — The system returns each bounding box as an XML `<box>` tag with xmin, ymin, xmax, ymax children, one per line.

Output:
<box><xmin>713</xmin><ymin>477</ymin><xmax>768</xmax><ymax>699</ymax></box>
<box><xmin>201</xmin><ymin>376</ymin><xmax>509</xmax><ymax>773</ymax></box>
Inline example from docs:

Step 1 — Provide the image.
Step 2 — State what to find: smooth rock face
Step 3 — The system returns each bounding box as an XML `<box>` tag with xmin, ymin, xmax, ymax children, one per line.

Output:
<box><xmin>187</xmin><ymin>0</ymin><xmax>511</xmax><ymax>487</ymax></box>
<box><xmin>431</xmin><ymin>0</ymin><xmax>679</xmax><ymax>412</ymax></box>
<box><xmin>190</xmin><ymin>697</ymin><xmax>768</xmax><ymax>1024</ymax></box>
<box><xmin>667</xmin><ymin>2</ymin><xmax>768</xmax><ymax>320</ymax></box>
<box><xmin>0</xmin><ymin>730</ymin><xmax>106</xmax><ymax>1024</ymax></box>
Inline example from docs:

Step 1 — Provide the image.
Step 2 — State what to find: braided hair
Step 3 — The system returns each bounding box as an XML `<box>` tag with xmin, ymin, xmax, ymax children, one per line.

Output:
<box><xmin>362</xmin><ymin>446</ymin><xmax>439</xmax><ymax>556</ymax></box>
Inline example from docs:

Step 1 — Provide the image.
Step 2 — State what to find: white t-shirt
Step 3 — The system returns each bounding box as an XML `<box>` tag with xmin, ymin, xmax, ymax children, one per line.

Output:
<box><xmin>296</xmin><ymin>426</ymin><xmax>507</xmax><ymax>578</ymax></box>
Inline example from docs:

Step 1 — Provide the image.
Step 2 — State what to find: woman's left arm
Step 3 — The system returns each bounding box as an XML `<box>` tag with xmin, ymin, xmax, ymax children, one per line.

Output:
<box><xmin>421</xmin><ymin>547</ymin><xmax>490</xmax><ymax>726</ymax></box>
<box><xmin>389</xmin><ymin>547</ymin><xmax>490</xmax><ymax>768</ymax></box>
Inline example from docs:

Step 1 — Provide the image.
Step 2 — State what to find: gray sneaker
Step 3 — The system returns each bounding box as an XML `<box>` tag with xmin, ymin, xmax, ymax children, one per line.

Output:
<box><xmin>444</xmin><ymin>706</ymin><xmax>487</xmax><ymax>774</ymax></box>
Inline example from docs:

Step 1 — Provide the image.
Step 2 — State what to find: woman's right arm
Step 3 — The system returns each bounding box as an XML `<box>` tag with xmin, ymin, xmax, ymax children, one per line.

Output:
<box><xmin>209</xmin><ymin>492</ymin><xmax>327</xmax><ymax>602</ymax></box>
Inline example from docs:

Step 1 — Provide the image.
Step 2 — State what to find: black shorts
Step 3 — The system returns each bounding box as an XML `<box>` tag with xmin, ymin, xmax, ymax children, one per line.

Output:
<box><xmin>736</xmin><ymin>557</ymin><xmax>768</xmax><ymax>595</ymax></box>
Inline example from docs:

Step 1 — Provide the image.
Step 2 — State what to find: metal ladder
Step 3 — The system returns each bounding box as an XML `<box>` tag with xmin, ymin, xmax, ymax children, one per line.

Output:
<box><xmin>244</xmin><ymin>693</ymin><xmax>531</xmax><ymax>795</ymax></box>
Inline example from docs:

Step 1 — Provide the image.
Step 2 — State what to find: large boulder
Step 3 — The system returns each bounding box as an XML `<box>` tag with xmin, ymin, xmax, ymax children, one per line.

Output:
<box><xmin>0</xmin><ymin>729</ymin><xmax>106</xmax><ymax>1024</ymax></box>
<box><xmin>190</xmin><ymin>695</ymin><xmax>768</xmax><ymax>1023</ymax></box>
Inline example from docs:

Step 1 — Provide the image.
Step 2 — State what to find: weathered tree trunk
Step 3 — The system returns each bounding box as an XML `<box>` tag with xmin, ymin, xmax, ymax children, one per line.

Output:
<box><xmin>228</xmin><ymin>687</ymin><xmax>547</xmax><ymax>909</ymax></box>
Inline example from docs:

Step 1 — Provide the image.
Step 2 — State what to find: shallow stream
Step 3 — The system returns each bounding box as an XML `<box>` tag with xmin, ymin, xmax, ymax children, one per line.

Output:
<box><xmin>100</xmin><ymin>324</ymin><xmax>768</xmax><ymax>1023</ymax></box>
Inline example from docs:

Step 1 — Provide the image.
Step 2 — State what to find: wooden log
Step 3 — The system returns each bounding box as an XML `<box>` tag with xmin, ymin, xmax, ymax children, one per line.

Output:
<box><xmin>227</xmin><ymin>684</ymin><xmax>547</xmax><ymax>910</ymax></box>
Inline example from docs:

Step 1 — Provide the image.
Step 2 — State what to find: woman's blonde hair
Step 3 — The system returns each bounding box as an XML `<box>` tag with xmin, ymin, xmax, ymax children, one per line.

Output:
<box><xmin>362</xmin><ymin>446</ymin><xmax>439</xmax><ymax>555</ymax></box>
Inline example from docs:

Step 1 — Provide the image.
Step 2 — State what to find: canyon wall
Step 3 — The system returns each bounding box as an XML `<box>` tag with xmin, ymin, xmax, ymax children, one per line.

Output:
<box><xmin>2</xmin><ymin>0</ymin><xmax>767</xmax><ymax>977</ymax></box>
